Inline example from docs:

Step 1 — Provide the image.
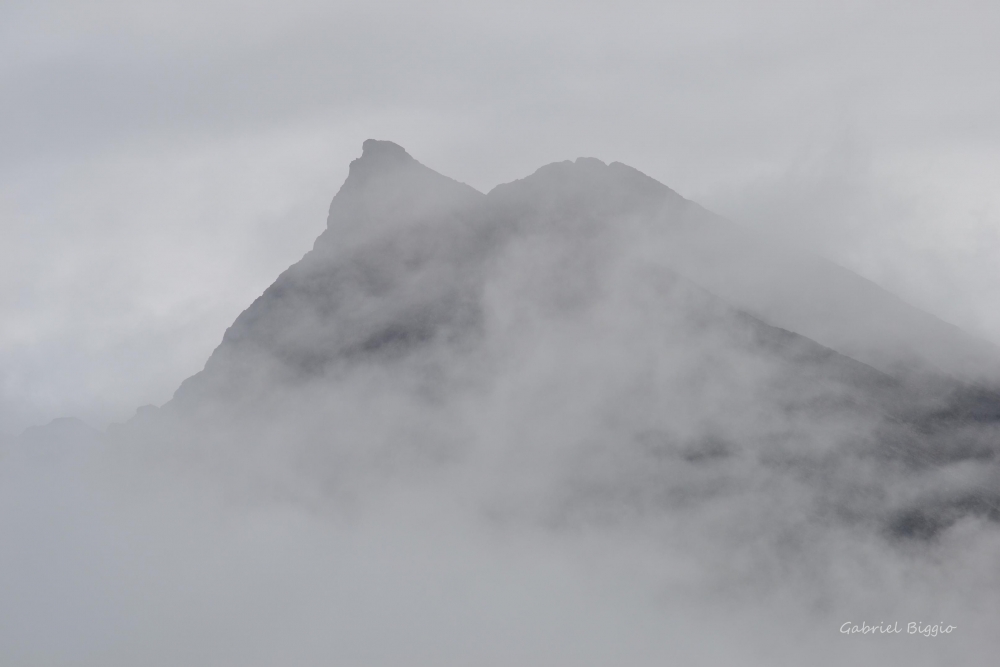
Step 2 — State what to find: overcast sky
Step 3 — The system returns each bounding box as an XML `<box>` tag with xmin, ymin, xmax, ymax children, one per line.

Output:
<box><xmin>3</xmin><ymin>0</ymin><xmax>1000</xmax><ymax>433</ymax></box>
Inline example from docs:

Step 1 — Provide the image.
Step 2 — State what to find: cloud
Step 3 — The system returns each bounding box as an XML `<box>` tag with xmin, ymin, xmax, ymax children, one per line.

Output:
<box><xmin>4</xmin><ymin>135</ymin><xmax>1000</xmax><ymax>663</ymax></box>
<box><xmin>702</xmin><ymin>127</ymin><xmax>1000</xmax><ymax>347</ymax></box>
<box><xmin>5</xmin><ymin>0</ymin><xmax>1000</xmax><ymax>432</ymax></box>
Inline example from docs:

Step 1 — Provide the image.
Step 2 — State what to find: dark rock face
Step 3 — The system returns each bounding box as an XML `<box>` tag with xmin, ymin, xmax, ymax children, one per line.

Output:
<box><xmin>160</xmin><ymin>140</ymin><xmax>1000</xmax><ymax>545</ymax></box>
<box><xmin>174</xmin><ymin>141</ymin><xmax>491</xmax><ymax>405</ymax></box>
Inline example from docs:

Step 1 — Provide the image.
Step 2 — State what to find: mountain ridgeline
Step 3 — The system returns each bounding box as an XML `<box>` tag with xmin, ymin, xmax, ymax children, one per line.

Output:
<box><xmin>154</xmin><ymin>140</ymin><xmax>1000</xmax><ymax>545</ymax></box>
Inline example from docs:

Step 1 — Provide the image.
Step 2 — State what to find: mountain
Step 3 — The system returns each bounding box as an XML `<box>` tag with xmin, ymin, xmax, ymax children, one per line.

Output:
<box><xmin>490</xmin><ymin>156</ymin><xmax>1000</xmax><ymax>382</ymax></box>
<box><xmin>177</xmin><ymin>140</ymin><xmax>1000</xmax><ymax>408</ymax></box>
<box><xmin>149</xmin><ymin>140</ymin><xmax>1000</xmax><ymax>542</ymax></box>
<box><xmin>172</xmin><ymin>140</ymin><xmax>491</xmax><ymax>407</ymax></box>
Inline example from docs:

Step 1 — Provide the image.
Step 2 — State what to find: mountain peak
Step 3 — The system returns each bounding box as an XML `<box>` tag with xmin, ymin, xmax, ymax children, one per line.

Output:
<box><xmin>485</xmin><ymin>154</ymin><xmax>686</xmax><ymax>221</ymax></box>
<box><xmin>362</xmin><ymin>138</ymin><xmax>409</xmax><ymax>155</ymax></box>
<box><xmin>301</xmin><ymin>140</ymin><xmax>483</xmax><ymax>256</ymax></box>
<box><xmin>360</xmin><ymin>139</ymin><xmax>413</xmax><ymax>163</ymax></box>
<box><xmin>343</xmin><ymin>139</ymin><xmax>417</xmax><ymax>186</ymax></box>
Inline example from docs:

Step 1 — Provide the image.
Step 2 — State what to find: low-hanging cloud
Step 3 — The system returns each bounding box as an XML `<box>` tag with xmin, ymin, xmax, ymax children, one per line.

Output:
<box><xmin>5</xmin><ymin>0</ymin><xmax>1000</xmax><ymax>435</ymax></box>
<box><xmin>5</xmin><ymin>143</ymin><xmax>999</xmax><ymax>665</ymax></box>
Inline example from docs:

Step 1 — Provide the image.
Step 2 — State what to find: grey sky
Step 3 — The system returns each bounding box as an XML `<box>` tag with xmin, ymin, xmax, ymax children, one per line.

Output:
<box><xmin>3</xmin><ymin>0</ymin><xmax>1000</xmax><ymax>432</ymax></box>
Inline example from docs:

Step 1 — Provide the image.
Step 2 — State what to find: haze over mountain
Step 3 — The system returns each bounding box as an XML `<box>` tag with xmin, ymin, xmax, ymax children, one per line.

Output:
<box><xmin>175</xmin><ymin>140</ymin><xmax>1000</xmax><ymax>406</ymax></box>
<box><xmin>4</xmin><ymin>140</ymin><xmax>1000</xmax><ymax>666</ymax></box>
<box><xmin>142</xmin><ymin>139</ymin><xmax>1000</xmax><ymax>544</ymax></box>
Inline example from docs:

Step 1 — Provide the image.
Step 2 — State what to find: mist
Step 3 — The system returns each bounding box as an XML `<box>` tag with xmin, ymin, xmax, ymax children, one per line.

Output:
<box><xmin>5</xmin><ymin>0</ymin><xmax>1000</xmax><ymax>434</ymax></box>
<box><xmin>5</xmin><ymin>2</ymin><xmax>1000</xmax><ymax>664</ymax></box>
<box><xmin>4</xmin><ymin>141</ymin><xmax>1000</xmax><ymax>665</ymax></box>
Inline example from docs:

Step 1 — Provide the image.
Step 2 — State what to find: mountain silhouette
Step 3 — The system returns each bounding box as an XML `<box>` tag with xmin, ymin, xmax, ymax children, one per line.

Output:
<box><xmin>155</xmin><ymin>140</ymin><xmax>1000</xmax><ymax>542</ymax></box>
<box><xmin>174</xmin><ymin>141</ymin><xmax>1000</xmax><ymax>402</ymax></box>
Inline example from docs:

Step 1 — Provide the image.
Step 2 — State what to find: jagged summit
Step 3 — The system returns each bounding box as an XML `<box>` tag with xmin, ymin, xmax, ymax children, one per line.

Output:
<box><xmin>173</xmin><ymin>141</ymin><xmax>490</xmax><ymax>405</ymax></box>
<box><xmin>362</xmin><ymin>138</ymin><xmax>411</xmax><ymax>158</ymax></box>
<box><xmin>315</xmin><ymin>140</ymin><xmax>483</xmax><ymax>253</ymax></box>
<box><xmin>152</xmin><ymin>139</ymin><xmax>1000</xmax><ymax>545</ymax></box>
<box><xmin>170</xmin><ymin>139</ymin><xmax>1000</xmax><ymax>412</ymax></box>
<box><xmin>487</xmin><ymin>155</ymin><xmax>687</xmax><ymax>222</ymax></box>
<box><xmin>346</xmin><ymin>139</ymin><xmax>416</xmax><ymax>183</ymax></box>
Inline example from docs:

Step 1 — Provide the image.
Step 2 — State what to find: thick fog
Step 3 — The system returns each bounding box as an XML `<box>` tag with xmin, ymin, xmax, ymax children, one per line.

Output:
<box><xmin>4</xmin><ymin>0</ymin><xmax>1000</xmax><ymax>433</ymax></box>
<box><xmin>3</xmin><ymin>142</ymin><xmax>1000</xmax><ymax>664</ymax></box>
<box><xmin>4</xmin><ymin>2</ymin><xmax>1000</xmax><ymax>664</ymax></box>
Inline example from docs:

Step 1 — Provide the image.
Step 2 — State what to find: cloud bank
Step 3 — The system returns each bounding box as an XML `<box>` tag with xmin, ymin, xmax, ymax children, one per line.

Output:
<box><xmin>4</xmin><ymin>0</ymin><xmax>1000</xmax><ymax>433</ymax></box>
<box><xmin>4</xmin><ymin>141</ymin><xmax>999</xmax><ymax>665</ymax></box>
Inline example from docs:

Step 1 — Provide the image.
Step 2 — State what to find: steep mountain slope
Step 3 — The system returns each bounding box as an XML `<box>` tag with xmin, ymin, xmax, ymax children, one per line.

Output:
<box><xmin>13</xmin><ymin>141</ymin><xmax>1000</xmax><ymax>666</ymax></box>
<box><xmin>174</xmin><ymin>140</ymin><xmax>1000</xmax><ymax>409</ymax></box>
<box><xmin>173</xmin><ymin>140</ymin><xmax>489</xmax><ymax>406</ymax></box>
<box><xmin>147</xmin><ymin>140</ymin><xmax>1000</xmax><ymax>545</ymax></box>
<box><xmin>488</xmin><ymin>156</ymin><xmax>1000</xmax><ymax>381</ymax></box>
<box><xmin>172</xmin><ymin>141</ymin><xmax>910</xmax><ymax>413</ymax></box>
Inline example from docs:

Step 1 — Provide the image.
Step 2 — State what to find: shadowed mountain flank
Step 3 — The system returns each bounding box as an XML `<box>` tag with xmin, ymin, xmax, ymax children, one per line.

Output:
<box><xmin>316</xmin><ymin>139</ymin><xmax>484</xmax><ymax>253</ymax></box>
<box><xmin>488</xmin><ymin>156</ymin><xmax>1000</xmax><ymax>382</ymax></box>
<box><xmin>173</xmin><ymin>141</ymin><xmax>490</xmax><ymax>405</ymax></box>
<box><xmin>158</xmin><ymin>141</ymin><xmax>1000</xmax><ymax>548</ymax></box>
